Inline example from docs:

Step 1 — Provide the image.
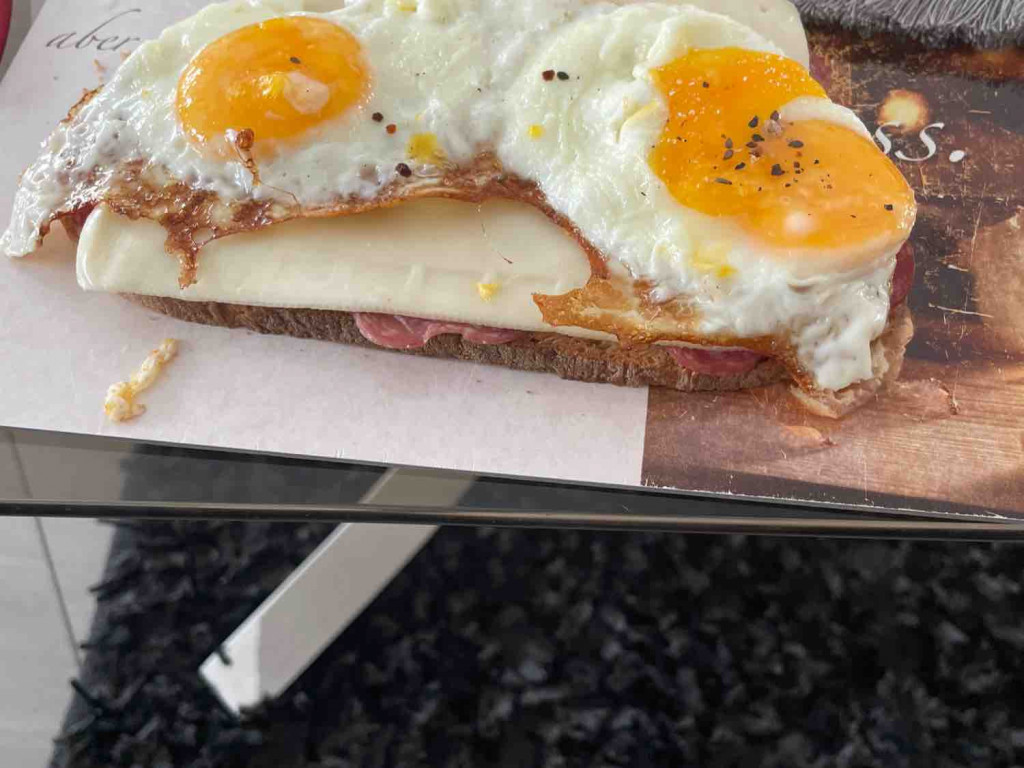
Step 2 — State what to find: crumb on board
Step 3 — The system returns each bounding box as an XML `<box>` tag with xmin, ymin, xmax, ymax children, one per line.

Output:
<box><xmin>477</xmin><ymin>282</ymin><xmax>500</xmax><ymax>301</ymax></box>
<box><xmin>104</xmin><ymin>339</ymin><xmax>179</xmax><ymax>423</ymax></box>
<box><xmin>781</xmin><ymin>425</ymin><xmax>836</xmax><ymax>447</ymax></box>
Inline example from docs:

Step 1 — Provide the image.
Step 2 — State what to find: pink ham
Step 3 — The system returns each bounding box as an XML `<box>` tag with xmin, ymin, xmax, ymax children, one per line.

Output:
<box><xmin>355</xmin><ymin>241</ymin><xmax>916</xmax><ymax>374</ymax></box>
<box><xmin>664</xmin><ymin>346</ymin><xmax>765</xmax><ymax>376</ymax></box>
<box><xmin>890</xmin><ymin>241</ymin><xmax>915</xmax><ymax>308</ymax></box>
<box><xmin>353</xmin><ymin>312</ymin><xmax>523</xmax><ymax>350</ymax></box>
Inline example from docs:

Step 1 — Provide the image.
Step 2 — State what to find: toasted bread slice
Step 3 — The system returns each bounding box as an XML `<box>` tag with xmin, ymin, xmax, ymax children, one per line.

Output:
<box><xmin>125</xmin><ymin>293</ymin><xmax>912</xmax><ymax>414</ymax></box>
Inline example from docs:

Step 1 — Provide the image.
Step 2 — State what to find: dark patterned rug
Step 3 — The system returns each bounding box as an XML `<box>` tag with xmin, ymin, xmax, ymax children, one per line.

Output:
<box><xmin>48</xmin><ymin>459</ymin><xmax>1024</xmax><ymax>767</ymax></box>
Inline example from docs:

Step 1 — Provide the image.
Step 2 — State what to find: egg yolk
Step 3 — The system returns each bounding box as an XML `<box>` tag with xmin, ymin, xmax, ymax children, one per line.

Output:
<box><xmin>649</xmin><ymin>49</ymin><xmax>914</xmax><ymax>254</ymax></box>
<box><xmin>176</xmin><ymin>17</ymin><xmax>368</xmax><ymax>154</ymax></box>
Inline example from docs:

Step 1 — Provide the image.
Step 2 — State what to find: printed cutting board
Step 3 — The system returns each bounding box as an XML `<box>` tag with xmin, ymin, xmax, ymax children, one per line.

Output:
<box><xmin>643</xmin><ymin>33</ymin><xmax>1024</xmax><ymax>517</ymax></box>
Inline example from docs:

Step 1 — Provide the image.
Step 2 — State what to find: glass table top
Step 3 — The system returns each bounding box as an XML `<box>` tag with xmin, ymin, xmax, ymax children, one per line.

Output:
<box><xmin>3</xmin><ymin>427</ymin><xmax>1022</xmax><ymax>540</ymax></box>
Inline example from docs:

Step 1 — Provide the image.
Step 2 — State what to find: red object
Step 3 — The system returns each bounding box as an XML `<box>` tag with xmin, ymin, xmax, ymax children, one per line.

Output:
<box><xmin>889</xmin><ymin>241</ymin><xmax>915</xmax><ymax>308</ymax></box>
<box><xmin>353</xmin><ymin>312</ymin><xmax>523</xmax><ymax>350</ymax></box>
<box><xmin>665</xmin><ymin>346</ymin><xmax>764</xmax><ymax>376</ymax></box>
<box><xmin>0</xmin><ymin>0</ymin><xmax>11</xmax><ymax>62</ymax></box>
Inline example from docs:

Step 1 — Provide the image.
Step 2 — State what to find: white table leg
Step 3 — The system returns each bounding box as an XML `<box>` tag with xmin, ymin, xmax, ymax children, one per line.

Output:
<box><xmin>199</xmin><ymin>467</ymin><xmax>475</xmax><ymax>714</ymax></box>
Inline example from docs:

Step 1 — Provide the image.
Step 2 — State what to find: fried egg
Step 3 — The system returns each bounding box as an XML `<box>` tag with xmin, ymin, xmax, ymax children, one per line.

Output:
<box><xmin>1</xmin><ymin>0</ymin><xmax>915</xmax><ymax>393</ymax></box>
<box><xmin>499</xmin><ymin>4</ymin><xmax>914</xmax><ymax>388</ymax></box>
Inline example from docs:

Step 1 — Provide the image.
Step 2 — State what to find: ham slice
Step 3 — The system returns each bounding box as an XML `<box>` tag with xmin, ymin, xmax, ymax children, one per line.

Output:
<box><xmin>890</xmin><ymin>241</ymin><xmax>915</xmax><ymax>308</ymax></box>
<box><xmin>353</xmin><ymin>312</ymin><xmax>522</xmax><ymax>350</ymax></box>
<box><xmin>355</xmin><ymin>243</ymin><xmax>915</xmax><ymax>376</ymax></box>
<box><xmin>664</xmin><ymin>346</ymin><xmax>765</xmax><ymax>376</ymax></box>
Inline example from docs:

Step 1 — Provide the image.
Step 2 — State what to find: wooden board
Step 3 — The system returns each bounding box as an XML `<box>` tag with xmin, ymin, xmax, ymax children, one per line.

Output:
<box><xmin>642</xmin><ymin>32</ymin><xmax>1024</xmax><ymax>518</ymax></box>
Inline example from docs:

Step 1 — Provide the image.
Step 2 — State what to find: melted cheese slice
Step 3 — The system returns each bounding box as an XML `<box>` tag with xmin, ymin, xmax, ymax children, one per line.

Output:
<box><xmin>77</xmin><ymin>200</ymin><xmax>609</xmax><ymax>338</ymax></box>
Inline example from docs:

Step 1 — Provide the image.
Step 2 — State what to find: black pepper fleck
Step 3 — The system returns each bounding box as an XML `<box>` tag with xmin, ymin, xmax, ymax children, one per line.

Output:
<box><xmin>734</xmin><ymin>162</ymin><xmax>746</xmax><ymax>170</ymax></box>
<box><xmin>770</xmin><ymin>110</ymin><xmax>780</xmax><ymax>121</ymax></box>
<box><xmin>751</xmin><ymin>133</ymin><xmax>764</xmax><ymax>143</ymax></box>
<box><xmin>788</xmin><ymin>140</ymin><xmax>804</xmax><ymax>148</ymax></box>
<box><xmin>723</xmin><ymin>149</ymin><xmax>734</xmax><ymax>160</ymax></box>
<box><xmin>371</xmin><ymin>112</ymin><xmax>384</xmax><ymax>122</ymax></box>
<box><xmin>771</xmin><ymin>164</ymin><xmax>784</xmax><ymax>176</ymax></box>
<box><xmin>724</xmin><ymin>138</ymin><xmax>733</xmax><ymax>149</ymax></box>
<box><xmin>794</xmin><ymin>161</ymin><xmax>801</xmax><ymax>169</ymax></box>
<box><xmin>542</xmin><ymin>69</ymin><xmax>555</xmax><ymax>81</ymax></box>
<box><xmin>396</xmin><ymin>163</ymin><xmax>412</xmax><ymax>178</ymax></box>
<box><xmin>289</xmin><ymin>56</ymin><xmax>301</xmax><ymax>64</ymax></box>
<box><xmin>702</xmin><ymin>81</ymin><xmax>709</xmax><ymax>88</ymax></box>
<box><xmin>746</xmin><ymin>141</ymin><xmax>758</xmax><ymax>149</ymax></box>
<box><xmin>884</xmin><ymin>204</ymin><xmax>894</xmax><ymax>211</ymax></box>
<box><xmin>714</xmin><ymin>177</ymin><xmax>732</xmax><ymax>185</ymax></box>
<box><xmin>748</xmin><ymin>116</ymin><xmax>758</xmax><ymax>128</ymax></box>
<box><xmin>814</xmin><ymin>159</ymin><xmax>820</xmax><ymax>164</ymax></box>
<box><xmin>557</xmin><ymin>71</ymin><xmax>569</xmax><ymax>81</ymax></box>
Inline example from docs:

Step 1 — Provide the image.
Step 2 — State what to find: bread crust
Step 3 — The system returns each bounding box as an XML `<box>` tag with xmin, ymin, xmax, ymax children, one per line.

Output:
<box><xmin>791</xmin><ymin>303</ymin><xmax>914</xmax><ymax>417</ymax></box>
<box><xmin>124</xmin><ymin>294</ymin><xmax>790</xmax><ymax>392</ymax></box>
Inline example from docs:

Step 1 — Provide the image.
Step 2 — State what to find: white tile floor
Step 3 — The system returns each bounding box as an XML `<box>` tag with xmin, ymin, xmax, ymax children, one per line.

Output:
<box><xmin>0</xmin><ymin>428</ymin><xmax>114</xmax><ymax>768</ymax></box>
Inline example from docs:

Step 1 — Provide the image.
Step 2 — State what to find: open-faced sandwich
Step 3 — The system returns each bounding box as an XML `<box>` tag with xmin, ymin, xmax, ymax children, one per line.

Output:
<box><xmin>2</xmin><ymin>0</ymin><xmax>916</xmax><ymax>416</ymax></box>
